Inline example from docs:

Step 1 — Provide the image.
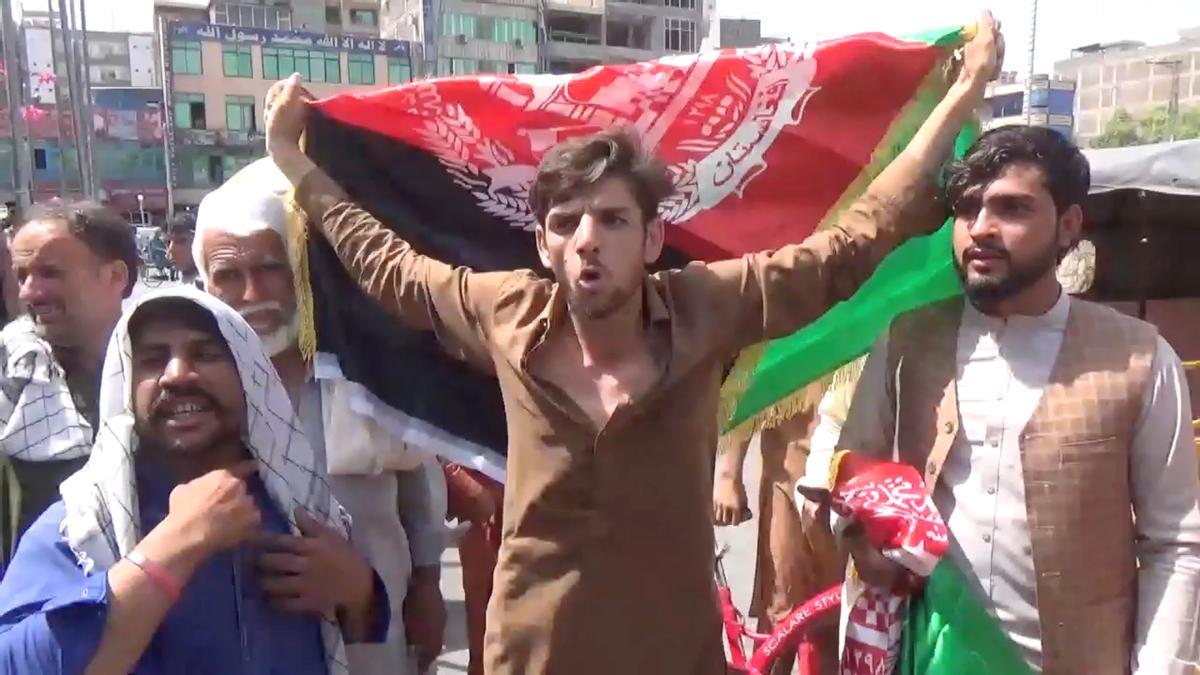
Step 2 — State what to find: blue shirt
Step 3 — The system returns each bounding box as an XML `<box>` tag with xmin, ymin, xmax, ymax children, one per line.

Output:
<box><xmin>0</xmin><ymin>464</ymin><xmax>386</xmax><ymax>675</ymax></box>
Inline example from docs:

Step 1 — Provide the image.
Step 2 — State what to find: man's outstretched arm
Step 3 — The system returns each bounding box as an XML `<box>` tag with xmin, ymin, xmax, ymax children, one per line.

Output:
<box><xmin>704</xmin><ymin>13</ymin><xmax>1002</xmax><ymax>352</ymax></box>
<box><xmin>266</xmin><ymin>75</ymin><xmax>509</xmax><ymax>362</ymax></box>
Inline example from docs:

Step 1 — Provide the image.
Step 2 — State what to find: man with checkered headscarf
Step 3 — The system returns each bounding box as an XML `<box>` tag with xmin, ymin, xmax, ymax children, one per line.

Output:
<box><xmin>0</xmin><ymin>287</ymin><xmax>390</xmax><ymax>674</ymax></box>
<box><xmin>0</xmin><ymin>200</ymin><xmax>140</xmax><ymax>568</ymax></box>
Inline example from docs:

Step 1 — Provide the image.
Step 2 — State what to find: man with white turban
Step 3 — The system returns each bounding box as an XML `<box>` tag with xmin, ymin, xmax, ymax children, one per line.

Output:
<box><xmin>0</xmin><ymin>287</ymin><xmax>389</xmax><ymax>673</ymax></box>
<box><xmin>193</xmin><ymin>158</ymin><xmax>446</xmax><ymax>673</ymax></box>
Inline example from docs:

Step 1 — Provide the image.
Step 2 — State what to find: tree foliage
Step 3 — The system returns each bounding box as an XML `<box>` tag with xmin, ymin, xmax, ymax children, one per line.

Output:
<box><xmin>1092</xmin><ymin>105</ymin><xmax>1200</xmax><ymax>148</ymax></box>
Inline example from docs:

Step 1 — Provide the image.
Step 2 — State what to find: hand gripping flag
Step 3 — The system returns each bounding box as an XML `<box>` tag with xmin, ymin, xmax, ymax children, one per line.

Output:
<box><xmin>296</xmin><ymin>27</ymin><xmax>976</xmax><ymax>480</ymax></box>
<box><xmin>799</xmin><ymin>451</ymin><xmax>1032</xmax><ymax>675</ymax></box>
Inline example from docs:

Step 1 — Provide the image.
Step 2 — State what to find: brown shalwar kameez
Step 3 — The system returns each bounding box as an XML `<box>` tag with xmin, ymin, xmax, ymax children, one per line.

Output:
<box><xmin>293</xmin><ymin>155</ymin><xmax>944</xmax><ymax>675</ymax></box>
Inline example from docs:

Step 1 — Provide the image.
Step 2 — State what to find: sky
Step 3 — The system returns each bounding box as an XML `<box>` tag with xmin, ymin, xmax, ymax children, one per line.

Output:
<box><xmin>43</xmin><ymin>0</ymin><xmax>1200</xmax><ymax>76</ymax></box>
<box><xmin>731</xmin><ymin>0</ymin><xmax>1200</xmax><ymax>75</ymax></box>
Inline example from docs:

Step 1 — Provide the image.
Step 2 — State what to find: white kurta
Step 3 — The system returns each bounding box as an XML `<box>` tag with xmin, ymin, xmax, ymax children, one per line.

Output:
<box><xmin>809</xmin><ymin>294</ymin><xmax>1200</xmax><ymax>674</ymax></box>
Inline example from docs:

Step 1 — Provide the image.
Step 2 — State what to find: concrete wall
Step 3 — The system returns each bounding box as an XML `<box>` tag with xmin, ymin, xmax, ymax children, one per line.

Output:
<box><xmin>436</xmin><ymin>0</ymin><xmax>540</xmax><ymax>67</ymax></box>
<box><xmin>718</xmin><ymin>18</ymin><xmax>761</xmax><ymax>49</ymax></box>
<box><xmin>1054</xmin><ymin>41</ymin><xmax>1200</xmax><ymax>143</ymax></box>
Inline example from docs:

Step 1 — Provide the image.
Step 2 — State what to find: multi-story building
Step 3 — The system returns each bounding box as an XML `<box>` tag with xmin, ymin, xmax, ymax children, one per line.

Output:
<box><xmin>540</xmin><ymin>0</ymin><xmax>706</xmax><ymax>74</ymax></box>
<box><xmin>981</xmin><ymin>71</ymin><xmax>1077</xmax><ymax>140</ymax></box>
<box><xmin>716</xmin><ymin>18</ymin><xmax>781</xmax><ymax>49</ymax></box>
<box><xmin>1</xmin><ymin>10</ymin><xmax>167</xmax><ymax>217</ymax></box>
<box><xmin>206</xmin><ymin>0</ymin><xmax>384</xmax><ymax>35</ymax></box>
<box><xmin>1053</xmin><ymin>27</ymin><xmax>1200</xmax><ymax>146</ymax></box>
<box><xmin>380</xmin><ymin>0</ymin><xmax>540</xmax><ymax>77</ymax></box>
<box><xmin>154</xmin><ymin>0</ymin><xmax>415</xmax><ymax>210</ymax></box>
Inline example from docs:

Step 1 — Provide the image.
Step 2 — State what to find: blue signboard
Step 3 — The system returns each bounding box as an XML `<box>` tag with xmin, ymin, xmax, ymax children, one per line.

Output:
<box><xmin>171</xmin><ymin>22</ymin><xmax>412</xmax><ymax>57</ymax></box>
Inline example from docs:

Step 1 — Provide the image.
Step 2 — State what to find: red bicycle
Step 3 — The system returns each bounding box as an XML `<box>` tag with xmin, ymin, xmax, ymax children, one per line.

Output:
<box><xmin>715</xmin><ymin>543</ymin><xmax>842</xmax><ymax>675</ymax></box>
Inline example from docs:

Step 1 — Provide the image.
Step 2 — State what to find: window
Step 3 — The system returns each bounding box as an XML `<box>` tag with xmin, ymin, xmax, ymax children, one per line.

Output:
<box><xmin>991</xmin><ymin>93</ymin><xmax>1022</xmax><ymax>118</ymax></box>
<box><xmin>263</xmin><ymin>47</ymin><xmax>340</xmax><ymax>83</ymax></box>
<box><xmin>663</xmin><ymin>18</ymin><xmax>695</xmax><ymax>52</ymax></box>
<box><xmin>325</xmin><ymin>6</ymin><xmax>341</xmax><ymax>25</ymax></box>
<box><xmin>171</xmin><ymin>40</ymin><xmax>203</xmax><ymax>75</ymax></box>
<box><xmin>436</xmin><ymin>58</ymin><xmax>480</xmax><ymax>76</ymax></box>
<box><xmin>514</xmin><ymin>63</ymin><xmax>536</xmax><ymax>75</ymax></box>
<box><xmin>174</xmin><ymin>93</ymin><xmax>206</xmax><ymax>129</ymax></box>
<box><xmin>222</xmin><ymin>154</ymin><xmax>254</xmax><ymax>177</ymax></box>
<box><xmin>388</xmin><ymin>56</ymin><xmax>412</xmax><ymax>84</ymax></box>
<box><xmin>348</xmin><ymin>53</ymin><xmax>375</xmax><ymax>84</ymax></box>
<box><xmin>665</xmin><ymin>0</ymin><xmax>696</xmax><ymax>7</ymax></box>
<box><xmin>349</xmin><ymin>9</ymin><xmax>377</xmax><ymax>27</ymax></box>
<box><xmin>207</xmin><ymin>155</ymin><xmax>223</xmax><ymax>185</ymax></box>
<box><xmin>440</xmin><ymin>13</ymin><xmax>478</xmax><ymax>38</ymax></box>
<box><xmin>88</xmin><ymin>40</ymin><xmax>129</xmax><ymax>59</ymax></box>
<box><xmin>222</xmin><ymin>44</ymin><xmax>253</xmax><ymax>78</ymax></box>
<box><xmin>493</xmin><ymin>18</ymin><xmax>536</xmax><ymax>45</ymax></box>
<box><xmin>225</xmin><ymin>95</ymin><xmax>256</xmax><ymax>132</ymax></box>
<box><xmin>33</xmin><ymin>148</ymin><xmax>47</xmax><ymax>171</ymax></box>
<box><xmin>89</xmin><ymin>65</ymin><xmax>131</xmax><ymax>83</ymax></box>
<box><xmin>212</xmin><ymin>2</ymin><xmax>292</xmax><ymax>29</ymax></box>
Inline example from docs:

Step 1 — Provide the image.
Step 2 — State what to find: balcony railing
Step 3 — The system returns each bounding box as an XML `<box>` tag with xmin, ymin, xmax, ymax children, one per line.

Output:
<box><xmin>549</xmin><ymin>29</ymin><xmax>600</xmax><ymax>45</ymax></box>
<box><xmin>545</xmin><ymin>0</ymin><xmax>605</xmax><ymax>13</ymax></box>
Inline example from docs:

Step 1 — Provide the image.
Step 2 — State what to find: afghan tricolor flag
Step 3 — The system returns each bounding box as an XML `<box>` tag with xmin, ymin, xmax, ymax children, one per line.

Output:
<box><xmin>297</xmin><ymin>26</ymin><xmax>977</xmax><ymax>482</ymax></box>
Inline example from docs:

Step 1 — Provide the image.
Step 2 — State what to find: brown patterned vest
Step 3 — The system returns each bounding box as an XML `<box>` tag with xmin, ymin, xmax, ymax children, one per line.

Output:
<box><xmin>886</xmin><ymin>297</ymin><xmax>1157</xmax><ymax>675</ymax></box>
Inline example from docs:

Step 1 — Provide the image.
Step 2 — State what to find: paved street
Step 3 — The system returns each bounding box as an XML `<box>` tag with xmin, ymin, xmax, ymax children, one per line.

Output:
<box><xmin>434</xmin><ymin>437</ymin><xmax>765</xmax><ymax>674</ymax></box>
<box><xmin>127</xmin><ymin>275</ymin><xmax>184</xmax><ymax>306</ymax></box>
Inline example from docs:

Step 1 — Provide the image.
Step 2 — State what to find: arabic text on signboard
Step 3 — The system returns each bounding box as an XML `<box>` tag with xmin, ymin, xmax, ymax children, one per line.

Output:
<box><xmin>171</xmin><ymin>22</ymin><xmax>412</xmax><ymax>56</ymax></box>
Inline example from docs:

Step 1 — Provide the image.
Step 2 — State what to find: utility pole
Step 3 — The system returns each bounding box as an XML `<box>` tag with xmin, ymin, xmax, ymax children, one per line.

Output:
<box><xmin>158</xmin><ymin>15</ymin><xmax>176</xmax><ymax>215</ymax></box>
<box><xmin>46</xmin><ymin>1</ymin><xmax>69</xmax><ymax>198</ymax></box>
<box><xmin>1</xmin><ymin>0</ymin><xmax>33</xmax><ymax>209</ymax></box>
<box><xmin>1023</xmin><ymin>0</ymin><xmax>1038</xmax><ymax>125</ymax></box>
<box><xmin>1147</xmin><ymin>58</ymin><xmax>1182</xmax><ymax>142</ymax></box>
<box><xmin>56</xmin><ymin>0</ymin><xmax>94</xmax><ymax>198</ymax></box>
<box><xmin>72</xmin><ymin>0</ymin><xmax>96</xmax><ymax>198</ymax></box>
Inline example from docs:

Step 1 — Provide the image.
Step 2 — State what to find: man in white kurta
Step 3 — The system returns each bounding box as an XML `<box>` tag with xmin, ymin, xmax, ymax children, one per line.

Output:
<box><xmin>807</xmin><ymin>126</ymin><xmax>1200</xmax><ymax>673</ymax></box>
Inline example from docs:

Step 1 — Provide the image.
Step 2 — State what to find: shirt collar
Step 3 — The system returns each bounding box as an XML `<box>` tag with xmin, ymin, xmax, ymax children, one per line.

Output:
<box><xmin>535</xmin><ymin>276</ymin><xmax>672</xmax><ymax>331</ymax></box>
<box><xmin>962</xmin><ymin>289</ymin><xmax>1071</xmax><ymax>332</ymax></box>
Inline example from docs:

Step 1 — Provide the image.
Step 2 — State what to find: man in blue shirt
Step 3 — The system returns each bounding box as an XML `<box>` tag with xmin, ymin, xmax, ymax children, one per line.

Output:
<box><xmin>0</xmin><ymin>287</ymin><xmax>387</xmax><ymax>674</ymax></box>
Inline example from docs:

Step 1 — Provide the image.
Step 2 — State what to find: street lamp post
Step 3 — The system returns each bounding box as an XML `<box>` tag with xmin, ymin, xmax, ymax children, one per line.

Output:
<box><xmin>137</xmin><ymin>193</ymin><xmax>146</xmax><ymax>225</ymax></box>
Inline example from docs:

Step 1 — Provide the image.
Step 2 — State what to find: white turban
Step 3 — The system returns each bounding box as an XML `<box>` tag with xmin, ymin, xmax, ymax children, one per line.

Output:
<box><xmin>193</xmin><ymin>158</ymin><xmax>295</xmax><ymax>285</ymax></box>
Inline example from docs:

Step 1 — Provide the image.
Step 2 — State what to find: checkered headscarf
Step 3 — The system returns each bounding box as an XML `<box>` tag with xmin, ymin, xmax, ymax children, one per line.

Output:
<box><xmin>0</xmin><ymin>316</ymin><xmax>93</xmax><ymax>462</ymax></box>
<box><xmin>58</xmin><ymin>286</ymin><xmax>350</xmax><ymax>675</ymax></box>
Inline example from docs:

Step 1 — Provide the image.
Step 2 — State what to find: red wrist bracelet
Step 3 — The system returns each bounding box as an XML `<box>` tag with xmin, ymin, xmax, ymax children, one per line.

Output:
<box><xmin>126</xmin><ymin>551</ymin><xmax>182</xmax><ymax>603</ymax></box>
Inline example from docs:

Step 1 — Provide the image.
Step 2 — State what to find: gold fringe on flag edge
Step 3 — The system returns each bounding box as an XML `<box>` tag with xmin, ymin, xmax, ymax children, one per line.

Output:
<box><xmin>284</xmin><ymin>204</ymin><xmax>316</xmax><ymax>364</ymax></box>
<box><xmin>283</xmin><ymin>134</ymin><xmax>318</xmax><ymax>363</ymax></box>
<box><xmin>716</xmin><ymin>30</ymin><xmax>968</xmax><ymax>441</ymax></box>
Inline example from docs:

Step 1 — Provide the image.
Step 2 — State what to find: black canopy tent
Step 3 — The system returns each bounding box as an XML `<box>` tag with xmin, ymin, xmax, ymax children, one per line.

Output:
<box><xmin>1079</xmin><ymin>139</ymin><xmax>1200</xmax><ymax>307</ymax></box>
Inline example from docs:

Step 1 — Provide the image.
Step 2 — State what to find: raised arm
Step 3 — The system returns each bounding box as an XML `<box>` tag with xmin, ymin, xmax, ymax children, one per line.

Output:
<box><xmin>707</xmin><ymin>14</ymin><xmax>1001</xmax><ymax>352</ymax></box>
<box><xmin>265</xmin><ymin>76</ymin><xmax>512</xmax><ymax>363</ymax></box>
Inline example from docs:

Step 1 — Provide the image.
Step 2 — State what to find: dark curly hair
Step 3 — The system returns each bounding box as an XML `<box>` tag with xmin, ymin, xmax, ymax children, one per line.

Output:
<box><xmin>945</xmin><ymin>126</ymin><xmax>1090</xmax><ymax>215</ymax></box>
<box><xmin>17</xmin><ymin>198</ymin><xmax>141</xmax><ymax>298</ymax></box>
<box><xmin>530</xmin><ymin>125</ymin><xmax>675</xmax><ymax>226</ymax></box>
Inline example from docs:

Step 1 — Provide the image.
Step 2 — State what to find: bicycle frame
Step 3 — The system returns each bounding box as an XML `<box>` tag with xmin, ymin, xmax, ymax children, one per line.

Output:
<box><xmin>716</xmin><ymin>545</ymin><xmax>841</xmax><ymax>675</ymax></box>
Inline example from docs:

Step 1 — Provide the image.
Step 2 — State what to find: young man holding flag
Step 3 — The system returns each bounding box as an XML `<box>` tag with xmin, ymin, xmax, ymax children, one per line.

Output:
<box><xmin>264</xmin><ymin>13</ymin><xmax>1001</xmax><ymax>673</ymax></box>
<box><xmin>829</xmin><ymin>126</ymin><xmax>1200</xmax><ymax>674</ymax></box>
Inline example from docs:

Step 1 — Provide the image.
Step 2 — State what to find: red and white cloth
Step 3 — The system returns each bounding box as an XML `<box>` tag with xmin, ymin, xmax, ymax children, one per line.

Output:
<box><xmin>798</xmin><ymin>452</ymin><xmax>949</xmax><ymax>675</ymax></box>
